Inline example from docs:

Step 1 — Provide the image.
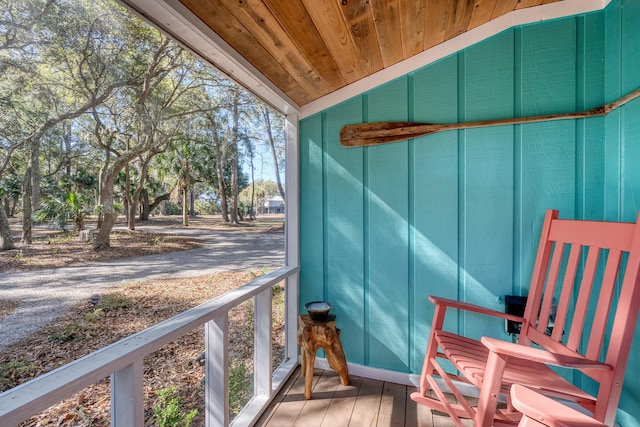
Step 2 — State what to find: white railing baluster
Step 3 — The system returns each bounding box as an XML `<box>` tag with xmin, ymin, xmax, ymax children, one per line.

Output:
<box><xmin>254</xmin><ymin>288</ymin><xmax>272</xmax><ymax>398</ymax></box>
<box><xmin>0</xmin><ymin>266</ymin><xmax>298</xmax><ymax>427</ymax></box>
<box><xmin>206</xmin><ymin>313</ymin><xmax>229</xmax><ymax>427</ymax></box>
<box><xmin>111</xmin><ymin>360</ymin><xmax>144</xmax><ymax>427</ymax></box>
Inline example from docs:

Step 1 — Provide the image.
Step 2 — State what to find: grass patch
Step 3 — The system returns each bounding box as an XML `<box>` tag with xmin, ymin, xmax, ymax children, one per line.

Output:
<box><xmin>0</xmin><ymin>358</ymin><xmax>38</xmax><ymax>392</ymax></box>
<box><xmin>45</xmin><ymin>233</ymin><xmax>73</xmax><ymax>245</ymax></box>
<box><xmin>153</xmin><ymin>385</ymin><xmax>198</xmax><ymax>427</ymax></box>
<box><xmin>49</xmin><ymin>295</ymin><xmax>135</xmax><ymax>343</ymax></box>
<box><xmin>229</xmin><ymin>360</ymin><xmax>253</xmax><ymax>416</ymax></box>
<box><xmin>49</xmin><ymin>311</ymin><xmax>103</xmax><ymax>343</ymax></box>
<box><xmin>96</xmin><ymin>294</ymin><xmax>136</xmax><ymax>311</ymax></box>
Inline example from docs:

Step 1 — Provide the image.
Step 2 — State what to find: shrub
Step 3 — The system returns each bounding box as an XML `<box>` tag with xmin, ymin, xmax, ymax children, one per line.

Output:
<box><xmin>152</xmin><ymin>385</ymin><xmax>198</xmax><ymax>427</ymax></box>
<box><xmin>34</xmin><ymin>191</ymin><xmax>87</xmax><ymax>231</ymax></box>
<box><xmin>229</xmin><ymin>361</ymin><xmax>252</xmax><ymax>416</ymax></box>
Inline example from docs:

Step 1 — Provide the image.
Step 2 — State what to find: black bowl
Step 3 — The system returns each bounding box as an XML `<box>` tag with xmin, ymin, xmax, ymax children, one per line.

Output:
<box><xmin>305</xmin><ymin>301</ymin><xmax>332</xmax><ymax>321</ymax></box>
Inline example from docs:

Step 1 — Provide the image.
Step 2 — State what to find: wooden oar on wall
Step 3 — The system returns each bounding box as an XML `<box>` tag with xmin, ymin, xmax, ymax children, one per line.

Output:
<box><xmin>340</xmin><ymin>87</ymin><xmax>640</xmax><ymax>147</ymax></box>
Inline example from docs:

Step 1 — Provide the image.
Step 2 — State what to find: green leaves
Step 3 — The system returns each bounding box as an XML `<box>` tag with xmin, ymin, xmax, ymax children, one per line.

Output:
<box><xmin>34</xmin><ymin>191</ymin><xmax>86</xmax><ymax>231</ymax></box>
<box><xmin>152</xmin><ymin>385</ymin><xmax>198</xmax><ymax>427</ymax></box>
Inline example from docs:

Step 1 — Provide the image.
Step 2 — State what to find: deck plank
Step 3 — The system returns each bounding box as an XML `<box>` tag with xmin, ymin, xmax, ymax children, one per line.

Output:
<box><xmin>259</xmin><ymin>369</ymin><xmax>320</xmax><ymax>426</ymax></box>
<box><xmin>258</xmin><ymin>369</ymin><xmax>465</xmax><ymax>427</ymax></box>
<box><xmin>293</xmin><ymin>371</ymin><xmax>341</xmax><ymax>427</ymax></box>
<box><xmin>376</xmin><ymin>381</ymin><xmax>407</xmax><ymax>427</ymax></box>
<box><xmin>254</xmin><ymin>368</ymin><xmax>301</xmax><ymax>425</ymax></box>
<box><xmin>348</xmin><ymin>377</ymin><xmax>384</xmax><ymax>426</ymax></box>
<box><xmin>320</xmin><ymin>376</ymin><xmax>362</xmax><ymax>427</ymax></box>
<box><xmin>406</xmin><ymin>386</ymin><xmax>435</xmax><ymax>427</ymax></box>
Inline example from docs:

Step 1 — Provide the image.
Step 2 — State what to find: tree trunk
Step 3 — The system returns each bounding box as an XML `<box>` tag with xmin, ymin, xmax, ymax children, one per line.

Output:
<box><xmin>213</xmin><ymin>141</ymin><xmax>229</xmax><ymax>223</ymax></box>
<box><xmin>11</xmin><ymin>199</ymin><xmax>18</xmax><ymax>217</ymax></box>
<box><xmin>264</xmin><ymin>108</ymin><xmax>285</xmax><ymax>201</ymax></box>
<box><xmin>182</xmin><ymin>187</ymin><xmax>188</xmax><ymax>226</ymax></box>
<box><xmin>247</xmin><ymin>137</ymin><xmax>255</xmax><ymax>220</ymax></box>
<box><xmin>30</xmin><ymin>138</ymin><xmax>41</xmax><ymax>210</ymax></box>
<box><xmin>190</xmin><ymin>189</ymin><xmax>195</xmax><ymax>217</ymax></box>
<box><xmin>93</xmin><ymin>167</ymin><xmax>117</xmax><ymax>250</ymax></box>
<box><xmin>22</xmin><ymin>165</ymin><xmax>32</xmax><ymax>244</ymax></box>
<box><xmin>123</xmin><ymin>197</ymin><xmax>129</xmax><ymax>222</ymax></box>
<box><xmin>129</xmin><ymin>156</ymin><xmax>152</xmax><ymax>224</ymax></box>
<box><xmin>217</xmin><ymin>178</ymin><xmax>228</xmax><ymax>222</ymax></box>
<box><xmin>140</xmin><ymin>189</ymin><xmax>150</xmax><ymax>220</ymax></box>
<box><xmin>229</xmin><ymin>91</ymin><xmax>240</xmax><ymax>224</ymax></box>
<box><xmin>94</xmin><ymin>210</ymin><xmax>116</xmax><ymax>250</ymax></box>
<box><xmin>124</xmin><ymin>165</ymin><xmax>135</xmax><ymax>230</ymax></box>
<box><xmin>63</xmin><ymin>121</ymin><xmax>72</xmax><ymax>180</ymax></box>
<box><xmin>230</xmin><ymin>154</ymin><xmax>238</xmax><ymax>223</ymax></box>
<box><xmin>0</xmin><ymin>202</ymin><xmax>13</xmax><ymax>250</ymax></box>
<box><xmin>128</xmin><ymin>202</ymin><xmax>136</xmax><ymax>230</ymax></box>
<box><xmin>96</xmin><ymin>210</ymin><xmax>104</xmax><ymax>229</ymax></box>
<box><xmin>149</xmin><ymin>193</ymin><xmax>170</xmax><ymax>216</ymax></box>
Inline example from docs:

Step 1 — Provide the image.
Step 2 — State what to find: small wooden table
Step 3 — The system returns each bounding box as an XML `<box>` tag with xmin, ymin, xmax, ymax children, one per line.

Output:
<box><xmin>297</xmin><ymin>314</ymin><xmax>350</xmax><ymax>399</ymax></box>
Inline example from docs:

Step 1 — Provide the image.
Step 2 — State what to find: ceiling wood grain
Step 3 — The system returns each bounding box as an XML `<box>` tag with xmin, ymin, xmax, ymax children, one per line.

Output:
<box><xmin>469</xmin><ymin>0</ymin><xmax>499</xmax><ymax>30</ymax></box>
<box><xmin>339</xmin><ymin>0</ymin><xmax>385</xmax><ymax>75</ymax></box>
<box><xmin>370</xmin><ymin>0</ymin><xmax>404</xmax><ymax>67</ymax></box>
<box><xmin>178</xmin><ymin>0</ymin><xmax>563</xmax><ymax>106</ymax></box>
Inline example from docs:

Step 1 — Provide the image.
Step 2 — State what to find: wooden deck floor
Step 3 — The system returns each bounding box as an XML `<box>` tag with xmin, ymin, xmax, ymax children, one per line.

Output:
<box><xmin>254</xmin><ymin>368</ymin><xmax>471</xmax><ymax>427</ymax></box>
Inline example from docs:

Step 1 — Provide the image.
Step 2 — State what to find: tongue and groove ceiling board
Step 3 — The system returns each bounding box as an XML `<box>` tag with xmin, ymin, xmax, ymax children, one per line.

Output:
<box><xmin>176</xmin><ymin>0</ymin><xmax>564</xmax><ymax>108</ymax></box>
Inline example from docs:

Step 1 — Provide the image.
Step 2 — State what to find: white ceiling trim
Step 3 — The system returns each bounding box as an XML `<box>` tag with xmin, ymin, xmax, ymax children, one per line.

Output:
<box><xmin>119</xmin><ymin>0</ymin><xmax>300</xmax><ymax>116</ymax></box>
<box><xmin>299</xmin><ymin>0</ymin><xmax>611</xmax><ymax>119</ymax></box>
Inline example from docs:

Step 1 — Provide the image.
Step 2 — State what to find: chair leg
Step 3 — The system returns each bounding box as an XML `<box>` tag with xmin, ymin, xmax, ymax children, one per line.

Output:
<box><xmin>417</xmin><ymin>304</ymin><xmax>447</xmax><ymax>396</ymax></box>
<box><xmin>475</xmin><ymin>349</ymin><xmax>508</xmax><ymax>426</ymax></box>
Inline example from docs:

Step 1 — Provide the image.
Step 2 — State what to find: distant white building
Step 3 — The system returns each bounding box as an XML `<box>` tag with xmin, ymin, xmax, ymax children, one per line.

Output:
<box><xmin>264</xmin><ymin>196</ymin><xmax>284</xmax><ymax>214</ymax></box>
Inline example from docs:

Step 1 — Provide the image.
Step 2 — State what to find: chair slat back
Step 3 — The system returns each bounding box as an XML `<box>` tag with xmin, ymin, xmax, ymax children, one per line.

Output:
<box><xmin>585</xmin><ymin>248</ymin><xmax>621</xmax><ymax>360</ymax></box>
<box><xmin>537</xmin><ymin>242</ymin><xmax>564</xmax><ymax>332</ymax></box>
<box><xmin>550</xmin><ymin>243</ymin><xmax>580</xmax><ymax>342</ymax></box>
<box><xmin>519</xmin><ymin>210</ymin><xmax>558</xmax><ymax>348</ymax></box>
<box><xmin>518</xmin><ymin>209</ymin><xmax>640</xmax><ymax>425</ymax></box>
<box><xmin>566</xmin><ymin>246</ymin><xmax>599</xmax><ymax>351</ymax></box>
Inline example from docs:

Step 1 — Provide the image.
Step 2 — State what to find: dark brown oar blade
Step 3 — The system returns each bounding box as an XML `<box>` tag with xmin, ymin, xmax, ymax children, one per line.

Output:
<box><xmin>340</xmin><ymin>122</ymin><xmax>443</xmax><ymax>147</ymax></box>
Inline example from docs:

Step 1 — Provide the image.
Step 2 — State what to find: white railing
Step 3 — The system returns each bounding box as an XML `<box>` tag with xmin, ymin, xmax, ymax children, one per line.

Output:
<box><xmin>0</xmin><ymin>265</ymin><xmax>300</xmax><ymax>427</ymax></box>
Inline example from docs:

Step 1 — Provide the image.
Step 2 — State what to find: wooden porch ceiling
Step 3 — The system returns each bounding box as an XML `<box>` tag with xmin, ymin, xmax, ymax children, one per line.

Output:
<box><xmin>177</xmin><ymin>0</ymin><xmax>562</xmax><ymax>107</ymax></box>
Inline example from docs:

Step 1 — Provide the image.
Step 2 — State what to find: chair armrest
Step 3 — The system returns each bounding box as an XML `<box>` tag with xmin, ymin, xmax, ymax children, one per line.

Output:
<box><xmin>510</xmin><ymin>384</ymin><xmax>606</xmax><ymax>427</ymax></box>
<box><xmin>481</xmin><ymin>337</ymin><xmax>611</xmax><ymax>370</ymax></box>
<box><xmin>429</xmin><ymin>296</ymin><xmax>525</xmax><ymax>323</ymax></box>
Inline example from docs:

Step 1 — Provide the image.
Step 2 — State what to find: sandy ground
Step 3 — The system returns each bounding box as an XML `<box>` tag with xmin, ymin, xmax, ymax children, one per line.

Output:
<box><xmin>0</xmin><ymin>215</ymin><xmax>285</xmax><ymax>352</ymax></box>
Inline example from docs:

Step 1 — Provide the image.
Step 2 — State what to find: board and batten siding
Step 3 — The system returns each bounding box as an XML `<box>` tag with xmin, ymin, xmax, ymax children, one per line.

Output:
<box><xmin>299</xmin><ymin>0</ymin><xmax>640</xmax><ymax>424</ymax></box>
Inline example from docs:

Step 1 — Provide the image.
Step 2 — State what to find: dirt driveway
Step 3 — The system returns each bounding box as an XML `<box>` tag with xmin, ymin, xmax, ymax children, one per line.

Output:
<box><xmin>0</xmin><ymin>215</ymin><xmax>285</xmax><ymax>352</ymax></box>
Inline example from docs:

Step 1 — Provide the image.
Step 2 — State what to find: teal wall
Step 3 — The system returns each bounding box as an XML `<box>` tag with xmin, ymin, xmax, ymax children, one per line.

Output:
<box><xmin>299</xmin><ymin>0</ymin><xmax>640</xmax><ymax>424</ymax></box>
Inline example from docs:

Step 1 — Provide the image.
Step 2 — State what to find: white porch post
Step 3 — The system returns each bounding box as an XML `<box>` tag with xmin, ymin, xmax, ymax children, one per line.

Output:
<box><xmin>111</xmin><ymin>360</ymin><xmax>144</xmax><ymax>427</ymax></box>
<box><xmin>284</xmin><ymin>113</ymin><xmax>300</xmax><ymax>363</ymax></box>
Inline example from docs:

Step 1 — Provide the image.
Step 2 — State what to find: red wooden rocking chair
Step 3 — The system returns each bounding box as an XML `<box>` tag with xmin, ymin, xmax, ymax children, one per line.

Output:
<box><xmin>411</xmin><ymin>209</ymin><xmax>640</xmax><ymax>426</ymax></box>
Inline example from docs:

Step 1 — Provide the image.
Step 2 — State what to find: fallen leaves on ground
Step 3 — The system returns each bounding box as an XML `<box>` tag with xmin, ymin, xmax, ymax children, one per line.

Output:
<box><xmin>0</xmin><ymin>214</ymin><xmax>285</xmax><ymax>426</ymax></box>
<box><xmin>1</xmin><ymin>214</ymin><xmax>284</xmax><ymax>274</ymax></box>
<box><xmin>0</xmin><ymin>229</ymin><xmax>202</xmax><ymax>273</ymax></box>
<box><xmin>0</xmin><ymin>270</ymin><xmax>286</xmax><ymax>426</ymax></box>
